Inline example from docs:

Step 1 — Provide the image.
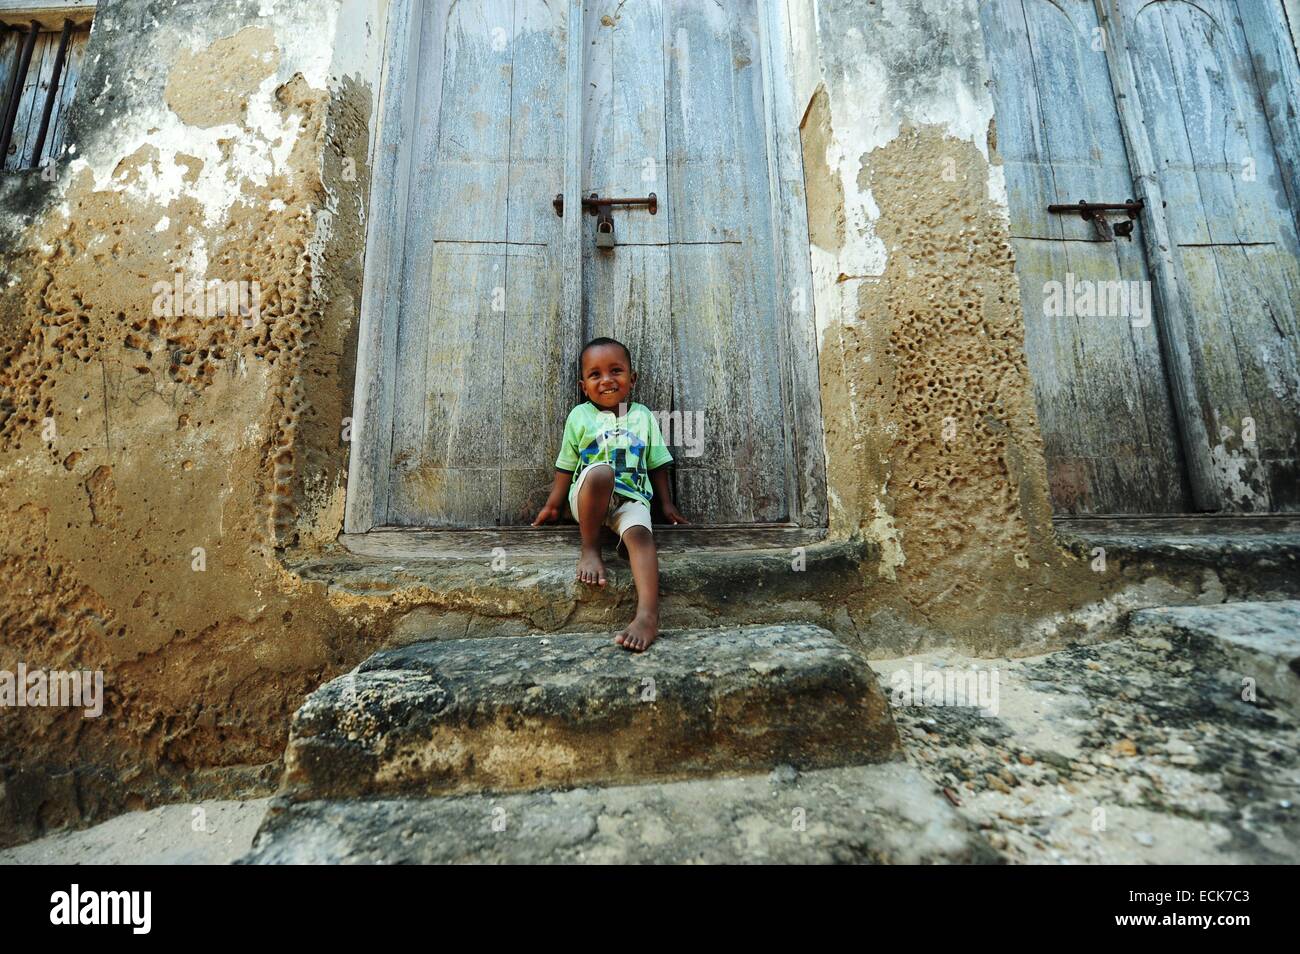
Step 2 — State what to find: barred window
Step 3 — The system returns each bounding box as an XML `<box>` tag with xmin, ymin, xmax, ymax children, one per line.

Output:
<box><xmin>0</xmin><ymin>3</ymin><xmax>93</xmax><ymax>172</ymax></box>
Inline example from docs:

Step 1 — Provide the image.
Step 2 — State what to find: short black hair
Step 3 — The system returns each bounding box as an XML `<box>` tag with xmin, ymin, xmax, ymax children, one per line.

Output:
<box><xmin>579</xmin><ymin>336</ymin><xmax>632</xmax><ymax>369</ymax></box>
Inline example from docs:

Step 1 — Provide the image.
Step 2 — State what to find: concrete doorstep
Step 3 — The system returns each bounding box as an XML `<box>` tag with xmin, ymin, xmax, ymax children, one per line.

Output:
<box><xmin>1129</xmin><ymin>601</ymin><xmax>1300</xmax><ymax>712</ymax></box>
<box><xmin>9</xmin><ymin>606</ymin><xmax>1297</xmax><ymax>864</ymax></box>
<box><xmin>281</xmin><ymin>624</ymin><xmax>901</xmax><ymax>801</ymax></box>
<box><xmin>237</xmin><ymin>622</ymin><xmax>972</xmax><ymax>863</ymax></box>
<box><xmin>243</xmin><ymin>762</ymin><xmax>996</xmax><ymax>864</ymax></box>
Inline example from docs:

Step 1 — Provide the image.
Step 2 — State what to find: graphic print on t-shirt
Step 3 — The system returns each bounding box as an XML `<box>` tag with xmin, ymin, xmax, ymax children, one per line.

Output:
<box><xmin>555</xmin><ymin>402</ymin><xmax>673</xmax><ymax>508</ymax></box>
<box><xmin>580</xmin><ymin>425</ymin><xmax>647</xmax><ymax>504</ymax></box>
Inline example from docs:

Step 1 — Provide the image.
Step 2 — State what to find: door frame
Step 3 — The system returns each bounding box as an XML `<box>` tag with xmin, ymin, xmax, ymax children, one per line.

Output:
<box><xmin>344</xmin><ymin>0</ymin><xmax>826</xmax><ymax>533</ymax></box>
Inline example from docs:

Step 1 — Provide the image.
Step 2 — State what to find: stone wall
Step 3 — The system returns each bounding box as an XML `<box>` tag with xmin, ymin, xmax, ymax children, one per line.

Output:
<box><xmin>0</xmin><ymin>0</ymin><xmax>387</xmax><ymax>843</ymax></box>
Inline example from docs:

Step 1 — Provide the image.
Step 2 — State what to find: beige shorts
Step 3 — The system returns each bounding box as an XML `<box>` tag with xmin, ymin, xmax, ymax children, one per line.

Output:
<box><xmin>568</xmin><ymin>462</ymin><xmax>653</xmax><ymax>558</ymax></box>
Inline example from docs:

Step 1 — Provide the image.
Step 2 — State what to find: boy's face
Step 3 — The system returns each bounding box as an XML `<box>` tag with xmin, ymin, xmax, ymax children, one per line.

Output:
<box><xmin>580</xmin><ymin>343</ymin><xmax>637</xmax><ymax>412</ymax></box>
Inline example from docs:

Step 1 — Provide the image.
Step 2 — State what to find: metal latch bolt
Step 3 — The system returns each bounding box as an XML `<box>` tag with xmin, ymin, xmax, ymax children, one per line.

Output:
<box><xmin>1047</xmin><ymin>198</ymin><xmax>1144</xmax><ymax>241</ymax></box>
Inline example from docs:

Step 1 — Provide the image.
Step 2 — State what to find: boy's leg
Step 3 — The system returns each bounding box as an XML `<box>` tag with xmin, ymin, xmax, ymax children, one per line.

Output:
<box><xmin>614</xmin><ymin>525</ymin><xmax>660</xmax><ymax>651</ymax></box>
<box><xmin>575</xmin><ymin>464</ymin><xmax>614</xmax><ymax>586</ymax></box>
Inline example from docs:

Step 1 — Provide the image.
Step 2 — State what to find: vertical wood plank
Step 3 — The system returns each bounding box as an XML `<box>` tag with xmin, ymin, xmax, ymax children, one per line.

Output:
<box><xmin>663</xmin><ymin>0</ymin><xmax>787</xmax><ymax>523</ymax></box>
<box><xmin>582</xmin><ymin>0</ymin><xmax>674</xmax><ymax>436</ymax></box>
<box><xmin>560</xmin><ymin>0</ymin><xmax>584</xmax><ymax>399</ymax></box>
<box><xmin>759</xmin><ymin>0</ymin><xmax>825</xmax><ymax>526</ymax></box>
<box><xmin>344</xmin><ymin>0</ymin><xmax>425</xmax><ymax>532</ymax></box>
<box><xmin>501</xmin><ymin>0</ymin><xmax>570</xmax><ymax>524</ymax></box>
<box><xmin>6</xmin><ymin>31</ymin><xmax>51</xmax><ymax>170</ymax></box>
<box><xmin>0</xmin><ymin>29</ymin><xmax>19</xmax><ymax>166</ymax></box>
<box><xmin>388</xmin><ymin>0</ymin><xmax>514</xmax><ymax>525</ymax></box>
<box><xmin>382</xmin><ymin>0</ymin><xmax>446</xmax><ymax>522</ymax></box>
<box><xmin>47</xmin><ymin>26</ymin><xmax>86</xmax><ymax>163</ymax></box>
<box><xmin>1240</xmin><ymin>0</ymin><xmax>1300</xmax><ymax>237</ymax></box>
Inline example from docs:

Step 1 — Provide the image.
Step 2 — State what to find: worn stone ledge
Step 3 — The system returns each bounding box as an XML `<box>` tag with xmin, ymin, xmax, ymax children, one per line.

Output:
<box><xmin>245</xmin><ymin>761</ymin><xmax>994</xmax><ymax>864</ymax></box>
<box><xmin>286</xmin><ymin>537</ymin><xmax>875</xmax><ymax>639</ymax></box>
<box><xmin>1129</xmin><ymin>601</ymin><xmax>1300</xmax><ymax>712</ymax></box>
<box><xmin>1056</xmin><ymin>523</ymin><xmax>1300</xmax><ymax>578</ymax></box>
<box><xmin>280</xmin><ymin>623</ymin><xmax>900</xmax><ymax>801</ymax></box>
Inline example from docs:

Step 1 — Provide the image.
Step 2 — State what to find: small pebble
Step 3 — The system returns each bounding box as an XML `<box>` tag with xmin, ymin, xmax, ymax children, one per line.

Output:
<box><xmin>986</xmin><ymin>773</ymin><xmax>1012</xmax><ymax>794</ymax></box>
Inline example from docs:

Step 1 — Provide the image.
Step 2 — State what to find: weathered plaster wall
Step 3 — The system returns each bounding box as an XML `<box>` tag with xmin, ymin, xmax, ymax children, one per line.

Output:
<box><xmin>788</xmin><ymin>0</ymin><xmax>1203</xmax><ymax>652</ymax></box>
<box><xmin>0</xmin><ymin>0</ymin><xmax>387</xmax><ymax>845</ymax></box>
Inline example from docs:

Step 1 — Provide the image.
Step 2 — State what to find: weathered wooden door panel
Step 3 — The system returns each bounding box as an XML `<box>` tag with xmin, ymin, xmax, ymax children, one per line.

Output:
<box><xmin>387</xmin><ymin>0</ymin><xmax>570</xmax><ymax>527</ymax></box>
<box><xmin>981</xmin><ymin>0</ymin><xmax>1189</xmax><ymax>513</ymax></box>
<box><xmin>1118</xmin><ymin>0</ymin><xmax>1300</xmax><ymax>510</ymax></box>
<box><xmin>581</xmin><ymin>0</ymin><xmax>790</xmax><ymax>523</ymax></box>
<box><xmin>984</xmin><ymin>0</ymin><xmax>1300</xmax><ymax>514</ymax></box>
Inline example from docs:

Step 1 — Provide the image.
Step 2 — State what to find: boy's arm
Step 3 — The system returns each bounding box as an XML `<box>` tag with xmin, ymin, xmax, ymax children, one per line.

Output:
<box><xmin>532</xmin><ymin>469</ymin><xmax>573</xmax><ymax>525</ymax></box>
<box><xmin>649</xmin><ymin>466</ymin><xmax>688</xmax><ymax>524</ymax></box>
<box><xmin>536</xmin><ymin>410</ymin><xmax>580</xmax><ymax>525</ymax></box>
<box><xmin>643</xmin><ymin>410</ymin><xmax>685</xmax><ymax>523</ymax></box>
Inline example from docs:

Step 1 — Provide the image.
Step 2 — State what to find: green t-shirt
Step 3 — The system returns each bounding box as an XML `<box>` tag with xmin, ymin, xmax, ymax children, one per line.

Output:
<box><xmin>555</xmin><ymin>401</ymin><xmax>673</xmax><ymax>507</ymax></box>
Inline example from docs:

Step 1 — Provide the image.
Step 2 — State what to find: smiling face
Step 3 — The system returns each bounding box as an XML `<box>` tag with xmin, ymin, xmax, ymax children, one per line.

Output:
<box><xmin>579</xmin><ymin>342</ymin><xmax>637</xmax><ymax>412</ymax></box>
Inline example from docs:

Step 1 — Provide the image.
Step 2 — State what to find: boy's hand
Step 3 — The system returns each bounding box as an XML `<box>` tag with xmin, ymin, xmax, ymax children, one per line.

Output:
<box><xmin>532</xmin><ymin>502</ymin><xmax>563</xmax><ymax>526</ymax></box>
<box><xmin>660</xmin><ymin>502</ymin><xmax>689</xmax><ymax>525</ymax></box>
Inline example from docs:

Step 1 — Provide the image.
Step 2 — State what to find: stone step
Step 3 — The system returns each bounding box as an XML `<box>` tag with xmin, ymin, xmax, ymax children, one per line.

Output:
<box><xmin>288</xmin><ymin>536</ymin><xmax>873</xmax><ymax>643</ymax></box>
<box><xmin>1054</xmin><ymin>518</ymin><xmax>1300</xmax><ymax>603</ymax></box>
<box><xmin>1128</xmin><ymin>600</ymin><xmax>1300</xmax><ymax>711</ymax></box>
<box><xmin>280</xmin><ymin>623</ymin><xmax>900</xmax><ymax>801</ymax></box>
<box><xmin>244</xmin><ymin>762</ymin><xmax>995</xmax><ymax>864</ymax></box>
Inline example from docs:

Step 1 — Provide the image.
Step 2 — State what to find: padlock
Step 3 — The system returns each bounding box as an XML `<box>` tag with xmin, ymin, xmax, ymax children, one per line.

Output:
<box><xmin>596</xmin><ymin>212</ymin><xmax>615</xmax><ymax>249</ymax></box>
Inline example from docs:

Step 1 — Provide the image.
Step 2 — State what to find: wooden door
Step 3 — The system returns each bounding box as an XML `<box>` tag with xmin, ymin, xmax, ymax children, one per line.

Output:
<box><xmin>581</xmin><ymin>0</ymin><xmax>790</xmax><ymax>523</ymax></box>
<box><xmin>981</xmin><ymin>0</ymin><xmax>1190</xmax><ymax>513</ymax></box>
<box><xmin>385</xmin><ymin>0</ymin><xmax>575</xmax><ymax>526</ymax></box>
<box><xmin>1111</xmin><ymin>0</ymin><xmax>1300</xmax><ymax>510</ymax></box>
<box><xmin>347</xmin><ymin>0</ymin><xmax>823</xmax><ymax>531</ymax></box>
<box><xmin>982</xmin><ymin>0</ymin><xmax>1300</xmax><ymax>514</ymax></box>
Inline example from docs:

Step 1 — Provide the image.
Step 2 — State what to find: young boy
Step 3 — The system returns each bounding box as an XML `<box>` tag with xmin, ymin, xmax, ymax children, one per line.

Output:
<box><xmin>532</xmin><ymin>337</ymin><xmax>688</xmax><ymax>651</ymax></box>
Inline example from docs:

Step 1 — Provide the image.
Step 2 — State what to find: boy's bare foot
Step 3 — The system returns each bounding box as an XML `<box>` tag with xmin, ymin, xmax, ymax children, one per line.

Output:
<box><xmin>577</xmin><ymin>545</ymin><xmax>607</xmax><ymax>587</ymax></box>
<box><xmin>615</xmin><ymin>611</ymin><xmax>659</xmax><ymax>652</ymax></box>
